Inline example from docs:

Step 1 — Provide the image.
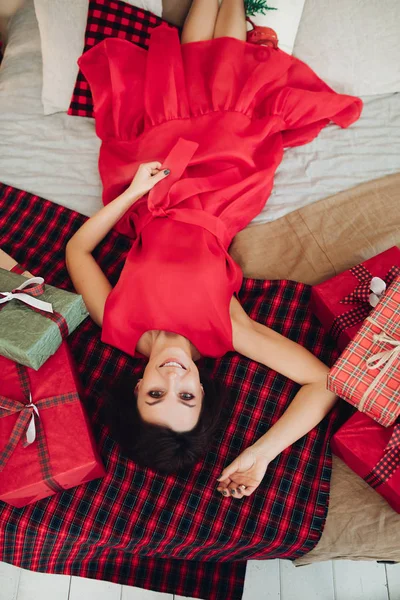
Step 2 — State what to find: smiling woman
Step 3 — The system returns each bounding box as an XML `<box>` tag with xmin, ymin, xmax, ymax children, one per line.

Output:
<box><xmin>66</xmin><ymin>0</ymin><xmax>362</xmax><ymax>493</ymax></box>
<box><xmin>100</xmin><ymin>364</ymin><xmax>228</xmax><ymax>474</ymax></box>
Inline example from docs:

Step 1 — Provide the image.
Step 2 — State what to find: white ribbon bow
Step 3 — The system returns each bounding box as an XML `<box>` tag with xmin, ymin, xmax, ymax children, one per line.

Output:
<box><xmin>0</xmin><ymin>392</ymin><xmax>39</xmax><ymax>445</ymax></box>
<box><xmin>25</xmin><ymin>393</ymin><xmax>40</xmax><ymax>444</ymax></box>
<box><xmin>369</xmin><ymin>277</ymin><xmax>387</xmax><ymax>308</ymax></box>
<box><xmin>0</xmin><ymin>276</ymin><xmax>53</xmax><ymax>313</ymax></box>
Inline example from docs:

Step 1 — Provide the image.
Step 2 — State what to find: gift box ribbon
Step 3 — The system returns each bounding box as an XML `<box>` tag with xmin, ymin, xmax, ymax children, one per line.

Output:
<box><xmin>0</xmin><ymin>276</ymin><xmax>69</xmax><ymax>339</ymax></box>
<box><xmin>0</xmin><ymin>362</ymin><xmax>79</xmax><ymax>492</ymax></box>
<box><xmin>358</xmin><ymin>325</ymin><xmax>400</xmax><ymax>413</ymax></box>
<box><xmin>329</xmin><ymin>264</ymin><xmax>400</xmax><ymax>343</ymax></box>
<box><xmin>10</xmin><ymin>263</ymin><xmax>25</xmax><ymax>275</ymax></box>
<box><xmin>364</xmin><ymin>421</ymin><xmax>400</xmax><ymax>488</ymax></box>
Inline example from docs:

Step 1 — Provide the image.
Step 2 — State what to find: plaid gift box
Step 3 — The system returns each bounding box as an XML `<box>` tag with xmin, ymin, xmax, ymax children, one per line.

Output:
<box><xmin>327</xmin><ymin>275</ymin><xmax>400</xmax><ymax>427</ymax></box>
<box><xmin>331</xmin><ymin>411</ymin><xmax>400</xmax><ymax>513</ymax></box>
<box><xmin>0</xmin><ymin>267</ymin><xmax>88</xmax><ymax>370</ymax></box>
<box><xmin>310</xmin><ymin>246</ymin><xmax>400</xmax><ymax>351</ymax></box>
<box><xmin>0</xmin><ymin>341</ymin><xmax>106</xmax><ymax>508</ymax></box>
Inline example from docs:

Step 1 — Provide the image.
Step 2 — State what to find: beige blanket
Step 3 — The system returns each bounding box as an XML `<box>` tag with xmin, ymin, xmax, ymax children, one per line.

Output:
<box><xmin>229</xmin><ymin>172</ymin><xmax>400</xmax><ymax>565</ymax></box>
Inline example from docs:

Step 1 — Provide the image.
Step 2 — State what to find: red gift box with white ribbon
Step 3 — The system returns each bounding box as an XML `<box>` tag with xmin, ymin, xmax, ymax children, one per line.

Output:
<box><xmin>0</xmin><ymin>341</ymin><xmax>106</xmax><ymax>507</ymax></box>
<box><xmin>310</xmin><ymin>245</ymin><xmax>400</xmax><ymax>352</ymax></box>
<box><xmin>331</xmin><ymin>410</ymin><xmax>400</xmax><ymax>513</ymax></box>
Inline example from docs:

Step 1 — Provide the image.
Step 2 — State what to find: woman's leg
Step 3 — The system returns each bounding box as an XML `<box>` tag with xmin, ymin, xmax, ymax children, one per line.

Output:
<box><xmin>180</xmin><ymin>0</ymin><xmax>220</xmax><ymax>44</ymax></box>
<box><xmin>213</xmin><ymin>0</ymin><xmax>247</xmax><ymax>41</ymax></box>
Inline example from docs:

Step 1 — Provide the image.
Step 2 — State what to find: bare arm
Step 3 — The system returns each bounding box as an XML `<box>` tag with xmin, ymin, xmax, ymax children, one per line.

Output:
<box><xmin>65</xmin><ymin>161</ymin><xmax>170</xmax><ymax>328</ymax></box>
<box><xmin>217</xmin><ymin>299</ymin><xmax>338</xmax><ymax>498</ymax></box>
<box><xmin>65</xmin><ymin>188</ymin><xmax>143</xmax><ymax>327</ymax></box>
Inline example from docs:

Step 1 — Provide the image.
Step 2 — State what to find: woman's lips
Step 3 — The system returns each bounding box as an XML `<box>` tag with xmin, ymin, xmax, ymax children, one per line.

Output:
<box><xmin>159</xmin><ymin>358</ymin><xmax>187</xmax><ymax>369</ymax></box>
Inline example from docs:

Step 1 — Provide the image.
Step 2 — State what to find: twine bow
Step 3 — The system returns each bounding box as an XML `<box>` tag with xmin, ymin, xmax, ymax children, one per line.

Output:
<box><xmin>0</xmin><ymin>276</ymin><xmax>53</xmax><ymax>313</ymax></box>
<box><xmin>359</xmin><ymin>323</ymin><xmax>400</xmax><ymax>414</ymax></box>
<box><xmin>366</xmin><ymin>333</ymin><xmax>400</xmax><ymax>371</ymax></box>
<box><xmin>0</xmin><ymin>363</ymin><xmax>79</xmax><ymax>492</ymax></box>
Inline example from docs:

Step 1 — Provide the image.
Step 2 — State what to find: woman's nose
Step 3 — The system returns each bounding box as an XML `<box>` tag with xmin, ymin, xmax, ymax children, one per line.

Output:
<box><xmin>166</xmin><ymin>371</ymin><xmax>178</xmax><ymax>378</ymax></box>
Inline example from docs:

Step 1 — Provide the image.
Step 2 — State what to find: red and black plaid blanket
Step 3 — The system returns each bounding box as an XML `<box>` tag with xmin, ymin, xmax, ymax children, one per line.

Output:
<box><xmin>0</xmin><ymin>183</ymin><xmax>343</xmax><ymax>599</ymax></box>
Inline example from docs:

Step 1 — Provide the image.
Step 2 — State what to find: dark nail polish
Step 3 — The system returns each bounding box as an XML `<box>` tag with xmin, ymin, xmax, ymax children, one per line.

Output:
<box><xmin>230</xmin><ymin>489</ymin><xmax>236</xmax><ymax>494</ymax></box>
<box><xmin>164</xmin><ymin>169</ymin><xmax>170</xmax><ymax>175</ymax></box>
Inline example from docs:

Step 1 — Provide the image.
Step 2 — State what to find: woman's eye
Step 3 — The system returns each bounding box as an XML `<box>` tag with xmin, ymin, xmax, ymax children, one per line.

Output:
<box><xmin>148</xmin><ymin>391</ymin><xmax>194</xmax><ymax>400</ymax></box>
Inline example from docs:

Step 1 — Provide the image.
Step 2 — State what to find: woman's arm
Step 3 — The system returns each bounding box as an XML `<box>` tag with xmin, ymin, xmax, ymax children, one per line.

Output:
<box><xmin>66</xmin><ymin>188</ymin><xmax>143</xmax><ymax>327</ymax></box>
<box><xmin>218</xmin><ymin>309</ymin><xmax>338</xmax><ymax>498</ymax></box>
<box><xmin>66</xmin><ymin>161</ymin><xmax>170</xmax><ymax>327</ymax></box>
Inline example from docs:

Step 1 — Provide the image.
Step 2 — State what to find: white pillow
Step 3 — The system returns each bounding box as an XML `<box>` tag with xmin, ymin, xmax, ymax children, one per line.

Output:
<box><xmin>34</xmin><ymin>0</ymin><xmax>163</xmax><ymax>115</ymax></box>
<box><xmin>245</xmin><ymin>0</ymin><xmax>306</xmax><ymax>56</ymax></box>
<box><xmin>293</xmin><ymin>0</ymin><xmax>400</xmax><ymax>96</ymax></box>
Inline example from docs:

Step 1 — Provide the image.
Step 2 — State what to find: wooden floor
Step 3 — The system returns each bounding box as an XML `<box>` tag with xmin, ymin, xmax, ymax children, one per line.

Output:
<box><xmin>1</xmin><ymin>558</ymin><xmax>400</xmax><ymax>600</ymax></box>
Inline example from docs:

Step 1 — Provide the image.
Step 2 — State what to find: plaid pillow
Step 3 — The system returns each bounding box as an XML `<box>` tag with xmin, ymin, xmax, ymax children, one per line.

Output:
<box><xmin>68</xmin><ymin>0</ymin><xmax>178</xmax><ymax>118</ymax></box>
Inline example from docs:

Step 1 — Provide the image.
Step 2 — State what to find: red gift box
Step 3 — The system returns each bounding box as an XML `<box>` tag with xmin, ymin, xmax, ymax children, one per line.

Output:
<box><xmin>0</xmin><ymin>341</ymin><xmax>106</xmax><ymax>507</ymax></box>
<box><xmin>331</xmin><ymin>411</ymin><xmax>400</xmax><ymax>513</ymax></box>
<box><xmin>310</xmin><ymin>246</ymin><xmax>400</xmax><ymax>351</ymax></box>
<box><xmin>327</xmin><ymin>276</ymin><xmax>400</xmax><ymax>427</ymax></box>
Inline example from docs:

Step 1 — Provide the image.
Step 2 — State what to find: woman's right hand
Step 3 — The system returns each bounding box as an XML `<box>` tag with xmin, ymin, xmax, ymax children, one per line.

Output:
<box><xmin>216</xmin><ymin>445</ymin><xmax>271</xmax><ymax>499</ymax></box>
<box><xmin>125</xmin><ymin>161</ymin><xmax>170</xmax><ymax>199</ymax></box>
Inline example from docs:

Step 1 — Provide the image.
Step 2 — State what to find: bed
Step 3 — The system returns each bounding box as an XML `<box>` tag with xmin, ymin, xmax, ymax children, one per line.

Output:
<box><xmin>1</xmin><ymin>0</ymin><xmax>400</xmax><ymax>572</ymax></box>
<box><xmin>0</xmin><ymin>0</ymin><xmax>399</xmax><ymax>222</ymax></box>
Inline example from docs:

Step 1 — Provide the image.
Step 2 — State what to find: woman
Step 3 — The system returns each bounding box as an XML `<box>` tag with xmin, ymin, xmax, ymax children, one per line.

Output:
<box><xmin>66</xmin><ymin>0</ymin><xmax>363</xmax><ymax>498</ymax></box>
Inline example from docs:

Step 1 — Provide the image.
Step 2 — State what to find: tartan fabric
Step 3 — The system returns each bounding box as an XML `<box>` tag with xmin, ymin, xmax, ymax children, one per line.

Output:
<box><xmin>328</xmin><ymin>277</ymin><xmax>400</xmax><ymax>428</ymax></box>
<box><xmin>10</xmin><ymin>263</ymin><xmax>25</xmax><ymax>275</ymax></box>
<box><xmin>0</xmin><ymin>362</ymin><xmax>80</xmax><ymax>492</ymax></box>
<box><xmin>339</xmin><ymin>264</ymin><xmax>376</xmax><ymax>305</ymax></box>
<box><xmin>0</xmin><ymin>183</ymin><xmax>342</xmax><ymax>599</ymax></box>
<box><xmin>68</xmin><ymin>0</ymin><xmax>169</xmax><ymax>118</ymax></box>
<box><xmin>330</xmin><ymin>264</ymin><xmax>400</xmax><ymax>343</ymax></box>
<box><xmin>364</xmin><ymin>422</ymin><xmax>400</xmax><ymax>487</ymax></box>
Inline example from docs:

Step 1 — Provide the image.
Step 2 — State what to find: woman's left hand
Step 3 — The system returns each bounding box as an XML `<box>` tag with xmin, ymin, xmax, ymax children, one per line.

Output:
<box><xmin>126</xmin><ymin>161</ymin><xmax>170</xmax><ymax>199</ymax></box>
<box><xmin>216</xmin><ymin>446</ymin><xmax>271</xmax><ymax>499</ymax></box>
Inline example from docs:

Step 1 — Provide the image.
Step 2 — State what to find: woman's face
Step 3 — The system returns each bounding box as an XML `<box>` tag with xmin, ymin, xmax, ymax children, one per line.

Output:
<box><xmin>135</xmin><ymin>347</ymin><xmax>204</xmax><ymax>432</ymax></box>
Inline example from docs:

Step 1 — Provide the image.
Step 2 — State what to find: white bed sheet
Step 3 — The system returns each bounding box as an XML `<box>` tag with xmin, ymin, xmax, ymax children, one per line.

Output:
<box><xmin>0</xmin><ymin>0</ymin><xmax>399</xmax><ymax>226</ymax></box>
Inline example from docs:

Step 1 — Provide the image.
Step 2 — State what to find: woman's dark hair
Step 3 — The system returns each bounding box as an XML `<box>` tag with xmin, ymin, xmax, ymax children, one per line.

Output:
<box><xmin>100</xmin><ymin>366</ymin><xmax>227</xmax><ymax>475</ymax></box>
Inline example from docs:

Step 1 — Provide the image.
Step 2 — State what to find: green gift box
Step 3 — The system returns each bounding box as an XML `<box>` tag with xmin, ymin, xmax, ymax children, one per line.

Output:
<box><xmin>0</xmin><ymin>268</ymin><xmax>88</xmax><ymax>370</ymax></box>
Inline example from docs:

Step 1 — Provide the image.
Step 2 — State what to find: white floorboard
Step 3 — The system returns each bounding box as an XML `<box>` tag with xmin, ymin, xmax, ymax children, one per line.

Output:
<box><xmin>384</xmin><ymin>563</ymin><xmax>400</xmax><ymax>600</ymax></box>
<box><xmin>17</xmin><ymin>568</ymin><xmax>70</xmax><ymax>600</ymax></box>
<box><xmin>69</xmin><ymin>575</ymin><xmax>121</xmax><ymax>600</ymax></box>
<box><xmin>123</xmin><ymin>587</ymin><xmax>173</xmax><ymax>599</ymax></box>
<box><xmin>0</xmin><ymin>558</ymin><xmax>399</xmax><ymax>600</ymax></box>
<box><xmin>0</xmin><ymin>561</ymin><xmax>20</xmax><ymax>600</ymax></box>
<box><xmin>332</xmin><ymin>561</ymin><xmax>388</xmax><ymax>600</ymax></box>
<box><xmin>242</xmin><ymin>559</ymin><xmax>280</xmax><ymax>599</ymax></box>
<box><xmin>280</xmin><ymin>559</ymin><xmax>335</xmax><ymax>600</ymax></box>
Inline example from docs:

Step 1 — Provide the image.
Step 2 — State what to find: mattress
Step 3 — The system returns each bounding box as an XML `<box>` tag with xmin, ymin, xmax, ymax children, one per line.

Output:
<box><xmin>0</xmin><ymin>0</ymin><xmax>399</xmax><ymax>224</ymax></box>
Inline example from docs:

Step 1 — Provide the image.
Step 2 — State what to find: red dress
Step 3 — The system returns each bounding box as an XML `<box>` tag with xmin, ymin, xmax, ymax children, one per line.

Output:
<box><xmin>77</xmin><ymin>23</ymin><xmax>363</xmax><ymax>359</ymax></box>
